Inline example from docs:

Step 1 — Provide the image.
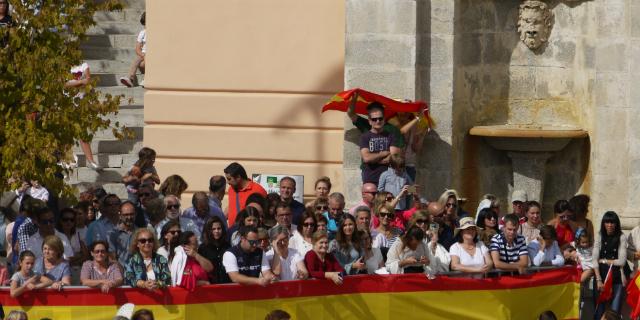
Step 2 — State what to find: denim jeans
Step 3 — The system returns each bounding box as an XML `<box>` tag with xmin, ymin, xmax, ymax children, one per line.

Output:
<box><xmin>593</xmin><ymin>281</ymin><xmax>624</xmax><ymax>319</ymax></box>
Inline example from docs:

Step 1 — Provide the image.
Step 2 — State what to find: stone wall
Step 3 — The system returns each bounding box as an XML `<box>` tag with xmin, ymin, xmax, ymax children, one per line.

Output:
<box><xmin>344</xmin><ymin>0</ymin><xmax>640</xmax><ymax>228</ymax></box>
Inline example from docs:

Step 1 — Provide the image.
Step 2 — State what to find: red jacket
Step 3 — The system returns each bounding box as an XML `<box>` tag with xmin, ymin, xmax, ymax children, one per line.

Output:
<box><xmin>304</xmin><ymin>250</ymin><xmax>344</xmax><ymax>279</ymax></box>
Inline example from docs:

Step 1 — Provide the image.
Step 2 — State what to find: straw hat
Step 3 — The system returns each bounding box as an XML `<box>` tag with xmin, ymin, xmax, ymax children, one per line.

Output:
<box><xmin>454</xmin><ymin>217</ymin><xmax>482</xmax><ymax>237</ymax></box>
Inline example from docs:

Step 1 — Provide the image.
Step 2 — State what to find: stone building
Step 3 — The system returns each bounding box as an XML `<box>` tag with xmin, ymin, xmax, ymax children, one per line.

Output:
<box><xmin>146</xmin><ymin>0</ymin><xmax>640</xmax><ymax>228</ymax></box>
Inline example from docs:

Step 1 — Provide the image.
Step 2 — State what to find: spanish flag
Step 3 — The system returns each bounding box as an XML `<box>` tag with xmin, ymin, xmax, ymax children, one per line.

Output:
<box><xmin>627</xmin><ymin>272</ymin><xmax>640</xmax><ymax>318</ymax></box>
<box><xmin>322</xmin><ymin>88</ymin><xmax>433</xmax><ymax>129</ymax></box>
<box><xmin>597</xmin><ymin>265</ymin><xmax>613</xmax><ymax>305</ymax></box>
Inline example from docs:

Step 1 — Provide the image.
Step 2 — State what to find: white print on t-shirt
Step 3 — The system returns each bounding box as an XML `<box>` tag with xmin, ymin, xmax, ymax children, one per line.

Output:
<box><xmin>369</xmin><ymin>136</ymin><xmax>390</xmax><ymax>152</ymax></box>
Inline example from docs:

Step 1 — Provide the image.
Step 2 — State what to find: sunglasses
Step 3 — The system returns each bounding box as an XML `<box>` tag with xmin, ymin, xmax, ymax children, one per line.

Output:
<box><xmin>168</xmin><ymin>230</ymin><xmax>181</xmax><ymax>235</ymax></box>
<box><xmin>93</xmin><ymin>249</ymin><xmax>106</xmax><ymax>254</ymax></box>
<box><xmin>138</xmin><ymin>238</ymin><xmax>153</xmax><ymax>244</ymax></box>
<box><xmin>62</xmin><ymin>217</ymin><xmax>75</xmax><ymax>223</ymax></box>
<box><xmin>380</xmin><ymin>212</ymin><xmax>394</xmax><ymax>218</ymax></box>
<box><xmin>445</xmin><ymin>203</ymin><xmax>457</xmax><ymax>208</ymax></box>
<box><xmin>167</xmin><ymin>204</ymin><xmax>180</xmax><ymax>210</ymax></box>
<box><xmin>415</xmin><ymin>219</ymin><xmax>427</xmax><ymax>224</ymax></box>
<box><xmin>303</xmin><ymin>223</ymin><xmax>316</xmax><ymax>227</ymax></box>
<box><xmin>315</xmin><ymin>206</ymin><xmax>328</xmax><ymax>211</ymax></box>
<box><xmin>369</xmin><ymin>117</ymin><xmax>384</xmax><ymax>122</ymax></box>
<box><xmin>248</xmin><ymin>239</ymin><xmax>260</xmax><ymax>247</ymax></box>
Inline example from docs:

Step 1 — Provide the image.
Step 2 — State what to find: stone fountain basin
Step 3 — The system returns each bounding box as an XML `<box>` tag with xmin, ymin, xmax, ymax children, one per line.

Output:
<box><xmin>469</xmin><ymin>125</ymin><xmax>589</xmax><ymax>152</ymax></box>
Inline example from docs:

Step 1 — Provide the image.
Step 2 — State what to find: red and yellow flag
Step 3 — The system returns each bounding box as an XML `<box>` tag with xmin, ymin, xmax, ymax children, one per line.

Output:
<box><xmin>627</xmin><ymin>272</ymin><xmax>640</xmax><ymax>318</ymax></box>
<box><xmin>322</xmin><ymin>88</ymin><xmax>433</xmax><ymax>129</ymax></box>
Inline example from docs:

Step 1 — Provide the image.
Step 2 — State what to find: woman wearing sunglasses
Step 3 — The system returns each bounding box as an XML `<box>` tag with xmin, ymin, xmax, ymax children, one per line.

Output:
<box><xmin>476</xmin><ymin>208</ymin><xmax>499</xmax><ymax>246</ymax></box>
<box><xmin>372</xmin><ymin>203</ymin><xmax>402</xmax><ymax>261</ymax></box>
<box><xmin>291</xmin><ymin>210</ymin><xmax>317</xmax><ymax>257</ymax></box>
<box><xmin>124</xmin><ymin>229</ymin><xmax>170</xmax><ymax>290</ymax></box>
<box><xmin>80</xmin><ymin>241</ymin><xmax>123</xmax><ymax>293</ymax></box>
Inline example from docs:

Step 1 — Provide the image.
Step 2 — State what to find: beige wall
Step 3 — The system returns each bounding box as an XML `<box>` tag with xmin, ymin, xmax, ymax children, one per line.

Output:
<box><xmin>145</xmin><ymin>0</ymin><xmax>345</xmax><ymax>203</ymax></box>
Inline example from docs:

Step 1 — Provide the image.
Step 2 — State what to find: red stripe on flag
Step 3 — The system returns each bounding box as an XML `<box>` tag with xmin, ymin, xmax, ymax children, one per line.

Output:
<box><xmin>0</xmin><ymin>268</ymin><xmax>579</xmax><ymax>307</ymax></box>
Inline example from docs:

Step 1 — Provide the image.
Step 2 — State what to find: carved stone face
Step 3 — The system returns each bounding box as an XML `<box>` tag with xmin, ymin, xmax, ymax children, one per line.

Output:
<box><xmin>518</xmin><ymin>1</ymin><xmax>552</xmax><ymax>50</ymax></box>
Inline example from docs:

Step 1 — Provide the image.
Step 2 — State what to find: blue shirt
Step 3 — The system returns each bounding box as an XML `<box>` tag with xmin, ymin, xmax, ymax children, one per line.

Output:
<box><xmin>377</xmin><ymin>167</ymin><xmax>413</xmax><ymax>210</ymax></box>
<box><xmin>86</xmin><ymin>216</ymin><xmax>116</xmax><ymax>246</ymax></box>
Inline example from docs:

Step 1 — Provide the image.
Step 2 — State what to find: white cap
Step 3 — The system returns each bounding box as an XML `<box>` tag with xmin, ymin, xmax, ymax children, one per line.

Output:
<box><xmin>512</xmin><ymin>190</ymin><xmax>528</xmax><ymax>203</ymax></box>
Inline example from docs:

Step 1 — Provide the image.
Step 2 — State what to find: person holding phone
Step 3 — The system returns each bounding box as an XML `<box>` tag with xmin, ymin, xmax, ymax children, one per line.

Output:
<box><xmin>386</xmin><ymin>226</ymin><xmax>450</xmax><ymax>275</ymax></box>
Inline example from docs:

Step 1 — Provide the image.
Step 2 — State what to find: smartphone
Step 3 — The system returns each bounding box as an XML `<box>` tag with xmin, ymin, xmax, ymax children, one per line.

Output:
<box><xmin>407</xmin><ymin>185</ymin><xmax>417</xmax><ymax>194</ymax></box>
<box><xmin>429</xmin><ymin>223</ymin><xmax>439</xmax><ymax>232</ymax></box>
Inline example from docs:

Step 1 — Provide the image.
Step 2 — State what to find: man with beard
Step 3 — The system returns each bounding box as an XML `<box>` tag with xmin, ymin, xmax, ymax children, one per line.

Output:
<box><xmin>224</xmin><ymin>162</ymin><xmax>267</xmax><ymax>226</ymax></box>
<box><xmin>107</xmin><ymin>201</ymin><xmax>137</xmax><ymax>266</ymax></box>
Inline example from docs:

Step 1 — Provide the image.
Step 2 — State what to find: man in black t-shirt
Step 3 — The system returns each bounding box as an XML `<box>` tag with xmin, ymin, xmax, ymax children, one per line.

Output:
<box><xmin>359</xmin><ymin>102</ymin><xmax>400</xmax><ymax>185</ymax></box>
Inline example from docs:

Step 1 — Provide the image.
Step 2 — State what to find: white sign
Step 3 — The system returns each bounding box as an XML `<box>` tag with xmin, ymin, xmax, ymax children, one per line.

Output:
<box><xmin>252</xmin><ymin>174</ymin><xmax>304</xmax><ymax>203</ymax></box>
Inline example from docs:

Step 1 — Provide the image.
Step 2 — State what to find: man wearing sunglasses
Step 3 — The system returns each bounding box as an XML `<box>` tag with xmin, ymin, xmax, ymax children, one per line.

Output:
<box><xmin>25</xmin><ymin>206</ymin><xmax>73</xmax><ymax>259</ymax></box>
<box><xmin>223</xmin><ymin>226</ymin><xmax>276</xmax><ymax>286</ymax></box>
<box><xmin>359</xmin><ymin>102</ymin><xmax>401</xmax><ymax>185</ymax></box>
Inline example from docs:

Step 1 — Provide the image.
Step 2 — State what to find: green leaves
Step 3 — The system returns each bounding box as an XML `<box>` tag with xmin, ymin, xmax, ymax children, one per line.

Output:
<box><xmin>0</xmin><ymin>0</ymin><xmax>125</xmax><ymax>198</ymax></box>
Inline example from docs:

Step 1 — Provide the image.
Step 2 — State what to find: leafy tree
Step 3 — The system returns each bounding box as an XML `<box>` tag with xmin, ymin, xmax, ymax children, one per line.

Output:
<box><xmin>0</xmin><ymin>0</ymin><xmax>127</xmax><ymax>198</ymax></box>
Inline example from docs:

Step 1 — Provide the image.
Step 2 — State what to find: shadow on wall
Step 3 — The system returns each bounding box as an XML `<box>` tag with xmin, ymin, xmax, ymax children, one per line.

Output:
<box><xmin>452</xmin><ymin>0</ymin><xmax>591</xmax><ymax>213</ymax></box>
<box><xmin>270</xmin><ymin>64</ymin><xmax>344</xmax><ymax>189</ymax></box>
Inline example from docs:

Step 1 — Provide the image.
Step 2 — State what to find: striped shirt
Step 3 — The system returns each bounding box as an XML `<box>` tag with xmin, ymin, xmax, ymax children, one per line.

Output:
<box><xmin>489</xmin><ymin>233</ymin><xmax>528</xmax><ymax>263</ymax></box>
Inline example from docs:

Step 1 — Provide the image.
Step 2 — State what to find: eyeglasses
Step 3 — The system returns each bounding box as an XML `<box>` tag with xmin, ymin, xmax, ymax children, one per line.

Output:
<box><xmin>167</xmin><ymin>204</ymin><xmax>180</xmax><ymax>210</ymax></box>
<box><xmin>369</xmin><ymin>117</ymin><xmax>384</xmax><ymax>122</ymax></box>
<box><xmin>138</xmin><ymin>238</ymin><xmax>153</xmax><ymax>244</ymax></box>
<box><xmin>139</xmin><ymin>193</ymin><xmax>151</xmax><ymax>198</ymax></box>
<box><xmin>248</xmin><ymin>239</ymin><xmax>260</xmax><ymax>247</ymax></box>
<box><xmin>40</xmin><ymin>219</ymin><xmax>55</xmax><ymax>225</ymax></box>
<box><xmin>168</xmin><ymin>230</ymin><xmax>181</xmax><ymax>235</ymax></box>
<box><xmin>445</xmin><ymin>203</ymin><xmax>457</xmax><ymax>208</ymax></box>
<box><xmin>303</xmin><ymin>223</ymin><xmax>316</xmax><ymax>227</ymax></box>
<box><xmin>93</xmin><ymin>249</ymin><xmax>106</xmax><ymax>254</ymax></box>
<box><xmin>415</xmin><ymin>219</ymin><xmax>427</xmax><ymax>224</ymax></box>
<box><xmin>62</xmin><ymin>217</ymin><xmax>75</xmax><ymax>223</ymax></box>
<box><xmin>315</xmin><ymin>206</ymin><xmax>328</xmax><ymax>210</ymax></box>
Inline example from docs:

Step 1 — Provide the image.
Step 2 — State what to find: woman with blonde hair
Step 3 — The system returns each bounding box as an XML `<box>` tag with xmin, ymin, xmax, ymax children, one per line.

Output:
<box><xmin>124</xmin><ymin>228</ymin><xmax>170</xmax><ymax>290</ymax></box>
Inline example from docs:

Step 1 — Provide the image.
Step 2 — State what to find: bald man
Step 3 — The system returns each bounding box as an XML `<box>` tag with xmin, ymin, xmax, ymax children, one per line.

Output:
<box><xmin>349</xmin><ymin>183</ymin><xmax>378</xmax><ymax>216</ymax></box>
<box><xmin>428</xmin><ymin>201</ymin><xmax>456</xmax><ymax>250</ymax></box>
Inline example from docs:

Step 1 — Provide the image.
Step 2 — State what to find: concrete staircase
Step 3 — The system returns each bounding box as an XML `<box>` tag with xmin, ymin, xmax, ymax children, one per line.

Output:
<box><xmin>68</xmin><ymin>0</ymin><xmax>146</xmax><ymax>199</ymax></box>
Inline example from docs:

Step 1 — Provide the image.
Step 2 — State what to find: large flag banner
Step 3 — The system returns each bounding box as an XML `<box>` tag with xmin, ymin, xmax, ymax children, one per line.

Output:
<box><xmin>0</xmin><ymin>268</ymin><xmax>580</xmax><ymax>320</ymax></box>
<box><xmin>321</xmin><ymin>88</ymin><xmax>433</xmax><ymax>129</ymax></box>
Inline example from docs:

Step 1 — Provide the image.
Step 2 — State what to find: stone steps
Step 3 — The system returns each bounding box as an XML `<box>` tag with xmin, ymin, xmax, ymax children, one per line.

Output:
<box><xmin>97</xmin><ymin>86</ymin><xmax>144</xmax><ymax>105</ymax></box>
<box><xmin>83</xmin><ymin>34</ymin><xmax>138</xmax><ymax>49</ymax></box>
<box><xmin>71</xmin><ymin>0</ymin><xmax>145</xmax><ymax>195</ymax></box>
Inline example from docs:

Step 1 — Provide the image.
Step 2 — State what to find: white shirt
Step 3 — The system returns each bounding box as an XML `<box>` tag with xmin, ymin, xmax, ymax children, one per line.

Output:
<box><xmin>265</xmin><ymin>248</ymin><xmax>303</xmax><ymax>281</ymax></box>
<box><xmin>290</xmin><ymin>232</ymin><xmax>313</xmax><ymax>257</ymax></box>
<box><xmin>26</xmin><ymin>230</ymin><xmax>74</xmax><ymax>259</ymax></box>
<box><xmin>137</xmin><ymin>29</ymin><xmax>147</xmax><ymax>53</ymax></box>
<box><xmin>26</xmin><ymin>186</ymin><xmax>49</xmax><ymax>202</ymax></box>
<box><xmin>365</xmin><ymin>248</ymin><xmax>384</xmax><ymax>274</ymax></box>
<box><xmin>222</xmin><ymin>250</ymin><xmax>271</xmax><ymax>273</ymax></box>
<box><xmin>449</xmin><ymin>242</ymin><xmax>489</xmax><ymax>269</ymax></box>
<box><xmin>527</xmin><ymin>240</ymin><xmax>565</xmax><ymax>267</ymax></box>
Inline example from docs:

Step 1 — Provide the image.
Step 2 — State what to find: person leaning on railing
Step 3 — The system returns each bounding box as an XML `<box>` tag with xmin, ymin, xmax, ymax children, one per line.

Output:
<box><xmin>304</xmin><ymin>231</ymin><xmax>344</xmax><ymax>285</ymax></box>
<box><xmin>33</xmin><ymin>235</ymin><xmax>71</xmax><ymax>290</ymax></box>
<box><xmin>489</xmin><ymin>214</ymin><xmax>529</xmax><ymax>275</ymax></box>
<box><xmin>449</xmin><ymin>217</ymin><xmax>493</xmax><ymax>278</ymax></box>
<box><xmin>80</xmin><ymin>240</ymin><xmax>123</xmax><ymax>293</ymax></box>
<box><xmin>386</xmin><ymin>226</ymin><xmax>449</xmax><ymax>275</ymax></box>
<box><xmin>124</xmin><ymin>229</ymin><xmax>171</xmax><ymax>290</ymax></box>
